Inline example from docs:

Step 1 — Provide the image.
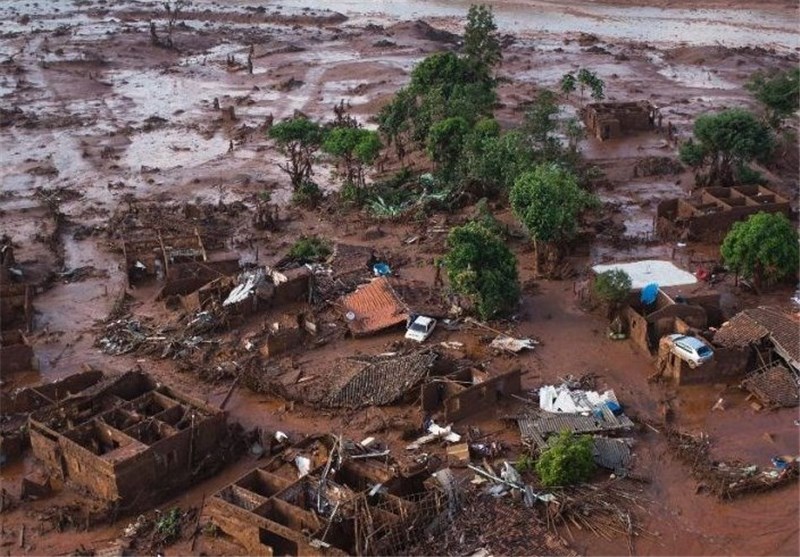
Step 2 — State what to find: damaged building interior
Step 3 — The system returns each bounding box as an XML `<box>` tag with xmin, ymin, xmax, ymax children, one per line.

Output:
<box><xmin>27</xmin><ymin>370</ymin><xmax>236</xmax><ymax>512</ymax></box>
<box><xmin>206</xmin><ymin>435</ymin><xmax>455</xmax><ymax>556</ymax></box>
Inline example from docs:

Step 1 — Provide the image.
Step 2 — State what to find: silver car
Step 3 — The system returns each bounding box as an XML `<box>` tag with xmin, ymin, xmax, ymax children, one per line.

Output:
<box><xmin>667</xmin><ymin>334</ymin><xmax>714</xmax><ymax>368</ymax></box>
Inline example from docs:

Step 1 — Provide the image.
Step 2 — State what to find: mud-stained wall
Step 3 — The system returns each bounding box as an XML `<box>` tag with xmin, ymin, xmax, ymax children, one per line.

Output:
<box><xmin>423</xmin><ymin>369</ymin><xmax>522</xmax><ymax>422</ymax></box>
<box><xmin>261</xmin><ymin>328</ymin><xmax>304</xmax><ymax>359</ymax></box>
<box><xmin>656</xmin><ymin>185</ymin><xmax>791</xmax><ymax>242</ymax></box>
<box><xmin>623</xmin><ymin>306</ymin><xmax>651</xmax><ymax>353</ymax></box>
<box><xmin>660</xmin><ymin>346</ymin><xmax>749</xmax><ymax>385</ymax></box>
<box><xmin>0</xmin><ymin>340</ymin><xmax>34</xmax><ymax>374</ymax></box>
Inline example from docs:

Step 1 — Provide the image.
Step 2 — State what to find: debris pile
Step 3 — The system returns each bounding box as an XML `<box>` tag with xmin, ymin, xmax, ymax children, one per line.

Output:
<box><xmin>740</xmin><ymin>364</ymin><xmax>799</xmax><ymax>408</ymax></box>
<box><xmin>666</xmin><ymin>429</ymin><xmax>799</xmax><ymax>499</ymax></box>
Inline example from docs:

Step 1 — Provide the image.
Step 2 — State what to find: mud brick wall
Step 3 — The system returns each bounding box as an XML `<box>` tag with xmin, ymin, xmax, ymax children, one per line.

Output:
<box><xmin>261</xmin><ymin>328</ymin><xmax>303</xmax><ymax>359</ymax></box>
<box><xmin>0</xmin><ymin>341</ymin><xmax>34</xmax><ymax>374</ymax></box>
<box><xmin>687</xmin><ymin>203</ymin><xmax>790</xmax><ymax>241</ymax></box>
<box><xmin>28</xmin><ymin>427</ymin><xmax>65</xmax><ymax>476</ymax></box>
<box><xmin>648</xmin><ymin>304</ymin><xmax>707</xmax><ymax>339</ymax></box>
<box><xmin>58</xmin><ymin>435</ymin><xmax>119</xmax><ymax>500</ymax></box>
<box><xmin>443</xmin><ymin>369</ymin><xmax>522</xmax><ymax>422</ymax></box>
<box><xmin>205</xmin><ymin>497</ymin><xmax>268</xmax><ymax>555</ymax></box>
<box><xmin>206</xmin><ymin>496</ymin><xmax>327</xmax><ymax>557</ymax></box>
<box><xmin>664</xmin><ymin>347</ymin><xmax>749</xmax><ymax>385</ymax></box>
<box><xmin>272</xmin><ymin>275</ymin><xmax>311</xmax><ymax>306</ymax></box>
<box><xmin>624</xmin><ymin>306</ymin><xmax>651</xmax><ymax>354</ymax></box>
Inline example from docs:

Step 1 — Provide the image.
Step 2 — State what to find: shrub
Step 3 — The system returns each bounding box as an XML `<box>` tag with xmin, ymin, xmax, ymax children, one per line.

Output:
<box><xmin>535</xmin><ymin>430</ymin><xmax>595</xmax><ymax>487</ymax></box>
<box><xmin>593</xmin><ymin>269</ymin><xmax>632</xmax><ymax>307</ymax></box>
<box><xmin>288</xmin><ymin>236</ymin><xmax>331</xmax><ymax>263</ymax></box>
<box><xmin>292</xmin><ymin>180</ymin><xmax>323</xmax><ymax>208</ymax></box>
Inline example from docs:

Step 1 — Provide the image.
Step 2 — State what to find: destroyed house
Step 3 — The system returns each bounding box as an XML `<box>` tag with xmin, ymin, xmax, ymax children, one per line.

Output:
<box><xmin>1</xmin><ymin>370</ymin><xmax>104</xmax><ymax>463</ymax></box>
<box><xmin>28</xmin><ymin>370</ymin><xmax>229</xmax><ymax>511</ymax></box>
<box><xmin>656</xmin><ymin>185</ymin><xmax>790</xmax><ymax>242</ymax></box>
<box><xmin>0</xmin><ymin>330</ymin><xmax>35</xmax><ymax>375</ymax></box>
<box><xmin>182</xmin><ymin>266</ymin><xmax>313</xmax><ymax>316</ymax></box>
<box><xmin>341</xmin><ymin>277</ymin><xmax>408</xmax><ymax>336</ymax></box>
<box><xmin>0</xmin><ymin>281</ymin><xmax>33</xmax><ymax>333</ymax></box>
<box><xmin>583</xmin><ymin>101</ymin><xmax>655</xmax><ymax>141</ymax></box>
<box><xmin>122</xmin><ymin>229</ymin><xmax>208</xmax><ymax>286</ymax></box>
<box><xmin>206</xmin><ymin>435</ymin><xmax>454</xmax><ymax>556</ymax></box>
<box><xmin>421</xmin><ymin>367</ymin><xmax>522</xmax><ymax>422</ymax></box>
<box><xmin>715</xmin><ymin>307</ymin><xmax>800</xmax><ymax>373</ymax></box>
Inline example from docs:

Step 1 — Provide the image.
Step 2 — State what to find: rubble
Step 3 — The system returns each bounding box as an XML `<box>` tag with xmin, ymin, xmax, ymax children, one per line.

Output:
<box><xmin>665</xmin><ymin>429</ymin><xmax>799</xmax><ymax>499</ymax></box>
<box><xmin>29</xmin><ymin>369</ymin><xmax>244</xmax><ymax>513</ymax></box>
<box><xmin>741</xmin><ymin>364</ymin><xmax>799</xmax><ymax>408</ymax></box>
<box><xmin>205</xmin><ymin>434</ymin><xmax>458</xmax><ymax>556</ymax></box>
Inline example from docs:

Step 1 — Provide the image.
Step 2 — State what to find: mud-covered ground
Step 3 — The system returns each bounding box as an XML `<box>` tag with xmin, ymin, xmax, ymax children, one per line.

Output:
<box><xmin>1</xmin><ymin>0</ymin><xmax>798</xmax><ymax>555</ymax></box>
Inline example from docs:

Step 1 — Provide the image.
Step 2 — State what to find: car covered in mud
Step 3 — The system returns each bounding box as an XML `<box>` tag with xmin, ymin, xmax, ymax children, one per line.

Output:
<box><xmin>666</xmin><ymin>334</ymin><xmax>714</xmax><ymax>368</ymax></box>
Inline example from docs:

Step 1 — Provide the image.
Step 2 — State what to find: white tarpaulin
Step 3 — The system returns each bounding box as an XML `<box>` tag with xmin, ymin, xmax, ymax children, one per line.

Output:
<box><xmin>223</xmin><ymin>269</ymin><xmax>266</xmax><ymax>306</ymax></box>
<box><xmin>539</xmin><ymin>384</ymin><xmax>618</xmax><ymax>414</ymax></box>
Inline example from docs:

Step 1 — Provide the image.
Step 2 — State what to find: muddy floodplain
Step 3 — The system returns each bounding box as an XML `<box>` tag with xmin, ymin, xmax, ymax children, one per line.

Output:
<box><xmin>1</xmin><ymin>0</ymin><xmax>798</xmax><ymax>555</ymax></box>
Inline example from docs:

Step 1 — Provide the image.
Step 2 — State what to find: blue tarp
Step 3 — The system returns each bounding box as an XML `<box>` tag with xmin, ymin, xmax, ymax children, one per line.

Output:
<box><xmin>373</xmin><ymin>262</ymin><xmax>391</xmax><ymax>276</ymax></box>
<box><xmin>641</xmin><ymin>282</ymin><xmax>659</xmax><ymax>305</ymax></box>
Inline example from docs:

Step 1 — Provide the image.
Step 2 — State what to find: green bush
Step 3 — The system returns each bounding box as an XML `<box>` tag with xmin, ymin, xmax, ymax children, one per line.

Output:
<box><xmin>292</xmin><ymin>180</ymin><xmax>323</xmax><ymax>208</ymax></box>
<box><xmin>535</xmin><ymin>430</ymin><xmax>595</xmax><ymax>487</ymax></box>
<box><xmin>288</xmin><ymin>236</ymin><xmax>331</xmax><ymax>263</ymax></box>
<box><xmin>155</xmin><ymin>508</ymin><xmax>182</xmax><ymax>542</ymax></box>
<box><xmin>593</xmin><ymin>269</ymin><xmax>632</xmax><ymax>306</ymax></box>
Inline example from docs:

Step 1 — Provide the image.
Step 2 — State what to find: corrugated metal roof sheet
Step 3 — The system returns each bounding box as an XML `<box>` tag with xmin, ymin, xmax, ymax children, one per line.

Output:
<box><xmin>517</xmin><ymin>411</ymin><xmax>634</xmax><ymax>448</ymax></box>
<box><xmin>341</xmin><ymin>277</ymin><xmax>408</xmax><ymax>336</ymax></box>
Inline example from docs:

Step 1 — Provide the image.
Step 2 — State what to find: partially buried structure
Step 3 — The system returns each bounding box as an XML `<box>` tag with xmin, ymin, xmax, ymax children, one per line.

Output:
<box><xmin>28</xmin><ymin>369</ymin><xmax>234</xmax><ymax>512</ymax></box>
<box><xmin>655</xmin><ymin>185</ymin><xmax>790</xmax><ymax>242</ymax></box>
<box><xmin>205</xmin><ymin>434</ymin><xmax>457</xmax><ymax>556</ymax></box>
<box><xmin>583</xmin><ymin>101</ymin><xmax>657</xmax><ymax>141</ymax></box>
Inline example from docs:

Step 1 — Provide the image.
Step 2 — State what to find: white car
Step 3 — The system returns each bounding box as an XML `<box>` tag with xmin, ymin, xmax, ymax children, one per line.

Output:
<box><xmin>666</xmin><ymin>334</ymin><xmax>714</xmax><ymax>368</ymax></box>
<box><xmin>405</xmin><ymin>315</ymin><xmax>437</xmax><ymax>342</ymax></box>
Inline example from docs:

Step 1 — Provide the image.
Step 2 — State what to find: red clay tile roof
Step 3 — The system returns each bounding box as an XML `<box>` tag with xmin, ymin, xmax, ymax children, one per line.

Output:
<box><xmin>341</xmin><ymin>277</ymin><xmax>408</xmax><ymax>336</ymax></box>
<box><xmin>715</xmin><ymin>307</ymin><xmax>800</xmax><ymax>364</ymax></box>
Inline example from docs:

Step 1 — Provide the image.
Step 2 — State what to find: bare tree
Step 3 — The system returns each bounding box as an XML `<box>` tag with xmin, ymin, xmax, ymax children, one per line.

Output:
<box><xmin>150</xmin><ymin>1</ymin><xmax>189</xmax><ymax>49</ymax></box>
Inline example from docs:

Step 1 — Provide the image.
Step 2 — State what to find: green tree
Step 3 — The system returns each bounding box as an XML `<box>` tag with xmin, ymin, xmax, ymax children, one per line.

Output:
<box><xmin>576</xmin><ymin>68</ymin><xmax>605</xmax><ymax>105</ymax></box>
<box><xmin>323</xmin><ymin>127</ymin><xmax>382</xmax><ymax>187</ymax></box>
<box><xmin>560</xmin><ymin>72</ymin><xmax>576</xmax><ymax>101</ymax></box>
<box><xmin>268</xmin><ymin>117</ymin><xmax>324</xmax><ymax>189</ymax></box>
<box><xmin>535</xmin><ymin>431</ymin><xmax>595</xmax><ymax>487</ymax></box>
<box><xmin>721</xmin><ymin>212</ymin><xmax>799</xmax><ymax>289</ymax></box>
<box><xmin>428</xmin><ymin>116</ymin><xmax>470</xmax><ymax>184</ymax></box>
<box><xmin>523</xmin><ymin>89</ymin><xmax>561</xmax><ymax>156</ymax></box>
<box><xmin>510</xmin><ymin>163</ymin><xmax>597</xmax><ymax>276</ymax></box>
<box><xmin>460</xmin><ymin>124</ymin><xmax>534</xmax><ymax>197</ymax></box>
<box><xmin>594</xmin><ymin>269</ymin><xmax>632</xmax><ymax>315</ymax></box>
<box><xmin>444</xmin><ymin>221</ymin><xmax>520</xmax><ymax>319</ymax></box>
<box><xmin>746</xmin><ymin>68</ymin><xmax>800</xmax><ymax>128</ymax></box>
<box><xmin>679</xmin><ymin>109</ymin><xmax>774</xmax><ymax>186</ymax></box>
<box><xmin>463</xmin><ymin>4</ymin><xmax>502</xmax><ymax>76</ymax></box>
<box><xmin>377</xmin><ymin>87</ymin><xmax>414</xmax><ymax>161</ymax></box>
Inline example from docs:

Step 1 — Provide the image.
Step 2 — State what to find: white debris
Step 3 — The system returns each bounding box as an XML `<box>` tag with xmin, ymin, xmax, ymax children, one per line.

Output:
<box><xmin>539</xmin><ymin>384</ymin><xmax>619</xmax><ymax>414</ymax></box>
<box><xmin>223</xmin><ymin>269</ymin><xmax>266</xmax><ymax>306</ymax></box>
<box><xmin>406</xmin><ymin>422</ymin><xmax>461</xmax><ymax>450</ymax></box>
<box><xmin>490</xmin><ymin>335</ymin><xmax>538</xmax><ymax>353</ymax></box>
<box><xmin>295</xmin><ymin>455</ymin><xmax>311</xmax><ymax>477</ymax></box>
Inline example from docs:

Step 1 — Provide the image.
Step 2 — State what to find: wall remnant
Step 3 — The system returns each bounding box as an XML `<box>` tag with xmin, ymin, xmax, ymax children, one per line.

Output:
<box><xmin>421</xmin><ymin>368</ymin><xmax>522</xmax><ymax>422</ymax></box>
<box><xmin>28</xmin><ymin>370</ymin><xmax>236</xmax><ymax>512</ymax></box>
<box><xmin>583</xmin><ymin>101</ymin><xmax>656</xmax><ymax>141</ymax></box>
<box><xmin>656</xmin><ymin>185</ymin><xmax>790</xmax><ymax>242</ymax></box>
<box><xmin>205</xmin><ymin>434</ymin><xmax>457</xmax><ymax>556</ymax></box>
